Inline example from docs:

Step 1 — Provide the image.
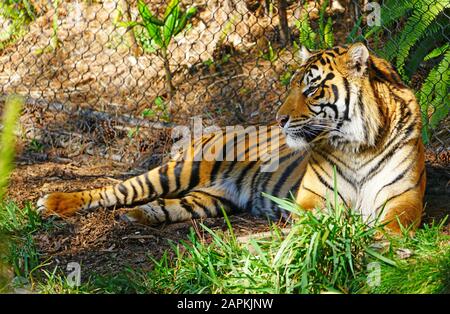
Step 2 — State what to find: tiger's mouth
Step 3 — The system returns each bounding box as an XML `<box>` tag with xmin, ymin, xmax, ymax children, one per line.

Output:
<box><xmin>285</xmin><ymin>125</ymin><xmax>324</xmax><ymax>143</ymax></box>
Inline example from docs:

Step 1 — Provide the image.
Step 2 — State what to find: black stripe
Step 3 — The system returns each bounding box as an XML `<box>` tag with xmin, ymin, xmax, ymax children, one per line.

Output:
<box><xmin>98</xmin><ymin>191</ymin><xmax>105</xmax><ymax>206</ymax></box>
<box><xmin>201</xmin><ymin>133</ymin><xmax>216</xmax><ymax>147</ymax></box>
<box><xmin>258</xmin><ymin>150</ymin><xmax>296</xmax><ymax>194</ymax></box>
<box><xmin>196</xmin><ymin>132</ymin><xmax>221</xmax><ymax>160</ymax></box>
<box><xmin>158</xmin><ymin>165</ymin><xmax>170</xmax><ymax>195</ymax></box>
<box><xmin>309</xmin><ymin>163</ymin><xmax>349</xmax><ymax>209</ymax></box>
<box><xmin>288</xmin><ymin>173</ymin><xmax>303</xmax><ymax>198</ymax></box>
<box><xmin>247</xmin><ymin>162</ymin><xmax>264</xmax><ymax>211</ymax></box>
<box><xmin>180</xmin><ymin>198</ymin><xmax>200</xmax><ymax>219</ymax></box>
<box><xmin>136</xmin><ymin>175</ymin><xmax>145</xmax><ymax>195</ymax></box>
<box><xmin>342</xmin><ymin>78</ymin><xmax>350</xmax><ymax>121</ymax></box>
<box><xmin>376</xmin><ymin>168</ymin><xmax>425</xmax><ymax>213</ymax></box>
<box><xmin>358</xmin><ymin>103</ymin><xmax>415</xmax><ymax>172</ymax></box>
<box><xmin>362</xmin><ymin>135</ymin><xmax>417</xmax><ymax>184</ymax></box>
<box><xmin>235</xmin><ymin>161</ymin><xmax>258</xmax><ymax>189</ymax></box>
<box><xmin>130</xmin><ymin>181</ymin><xmax>138</xmax><ymax>202</ymax></box>
<box><xmin>303</xmin><ymin>186</ymin><xmax>326</xmax><ymax>202</ymax></box>
<box><xmin>86</xmin><ymin>192</ymin><xmax>93</xmax><ymax>208</ymax></box>
<box><xmin>357</xmin><ymin>93</ymin><xmax>368</xmax><ymax>142</ymax></box>
<box><xmin>369</xmin><ymin>58</ymin><xmax>405</xmax><ymax>87</ymax></box>
<box><xmin>237</xmin><ymin>130</ymin><xmax>261</xmax><ymax>161</ymax></box>
<box><xmin>190</xmin><ymin>196</ymin><xmax>213</xmax><ymax>217</ymax></box>
<box><xmin>187</xmin><ymin>161</ymin><xmax>201</xmax><ymax>191</ymax></box>
<box><xmin>336</xmin><ymin>77</ymin><xmax>350</xmax><ymax>130</ymax></box>
<box><xmin>144</xmin><ymin>172</ymin><xmax>155</xmax><ymax>197</ymax></box>
<box><xmin>174</xmin><ymin>162</ymin><xmax>183</xmax><ymax>192</ymax></box>
<box><xmin>103</xmin><ymin>189</ymin><xmax>111</xmax><ymax>206</ymax></box>
<box><xmin>156</xmin><ymin>199</ymin><xmax>170</xmax><ymax>222</ymax></box>
<box><xmin>374</xmin><ymin>159</ymin><xmax>416</xmax><ymax>202</ymax></box>
<box><xmin>257</xmin><ymin>151</ymin><xmax>297</xmax><ymax>210</ymax></box>
<box><xmin>191</xmin><ymin>190</ymin><xmax>241</xmax><ymax>213</ymax></box>
<box><xmin>315</xmin><ymin>148</ymin><xmax>356</xmax><ymax>172</ymax></box>
<box><xmin>271</xmin><ymin>155</ymin><xmax>305</xmax><ymax>197</ymax></box>
<box><xmin>117</xmin><ymin>183</ymin><xmax>128</xmax><ymax>204</ymax></box>
<box><xmin>310</xmin><ymin>154</ymin><xmax>356</xmax><ymax>189</ymax></box>
<box><xmin>210</xmin><ymin>161</ymin><xmax>223</xmax><ymax>183</ymax></box>
<box><xmin>319</xmin><ymin>102</ymin><xmax>338</xmax><ymax>119</ymax></box>
<box><xmin>331</xmin><ymin>84</ymin><xmax>339</xmax><ymax>103</ymax></box>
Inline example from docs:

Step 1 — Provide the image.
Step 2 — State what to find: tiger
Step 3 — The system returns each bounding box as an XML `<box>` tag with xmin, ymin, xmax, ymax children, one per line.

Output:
<box><xmin>36</xmin><ymin>43</ymin><xmax>426</xmax><ymax>234</ymax></box>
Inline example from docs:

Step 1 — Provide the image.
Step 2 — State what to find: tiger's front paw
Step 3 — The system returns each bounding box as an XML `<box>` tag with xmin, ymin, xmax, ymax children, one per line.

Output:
<box><xmin>36</xmin><ymin>192</ymin><xmax>83</xmax><ymax>217</ymax></box>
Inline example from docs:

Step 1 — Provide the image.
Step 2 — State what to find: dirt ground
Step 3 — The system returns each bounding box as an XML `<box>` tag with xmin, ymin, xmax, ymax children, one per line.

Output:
<box><xmin>1</xmin><ymin>0</ymin><xmax>449</xmax><ymax>281</ymax></box>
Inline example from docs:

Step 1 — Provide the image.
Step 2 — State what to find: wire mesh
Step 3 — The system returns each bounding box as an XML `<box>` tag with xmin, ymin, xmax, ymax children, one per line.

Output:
<box><xmin>0</xmin><ymin>0</ymin><xmax>448</xmax><ymax>166</ymax></box>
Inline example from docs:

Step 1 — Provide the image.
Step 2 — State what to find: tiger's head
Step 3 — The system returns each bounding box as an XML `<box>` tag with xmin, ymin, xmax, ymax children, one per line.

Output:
<box><xmin>277</xmin><ymin>43</ymin><xmax>391</xmax><ymax>152</ymax></box>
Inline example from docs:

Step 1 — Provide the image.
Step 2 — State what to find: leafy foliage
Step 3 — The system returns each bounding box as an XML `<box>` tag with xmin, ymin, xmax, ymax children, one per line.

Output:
<box><xmin>365</xmin><ymin>0</ymin><xmax>450</xmax><ymax>142</ymax></box>
<box><xmin>130</xmin><ymin>0</ymin><xmax>196</xmax><ymax>53</ymax></box>
<box><xmin>142</xmin><ymin>96</ymin><xmax>171</xmax><ymax>122</ymax></box>
<box><xmin>295</xmin><ymin>0</ymin><xmax>334</xmax><ymax>50</ymax></box>
<box><xmin>119</xmin><ymin>0</ymin><xmax>197</xmax><ymax>98</ymax></box>
<box><xmin>418</xmin><ymin>49</ymin><xmax>450</xmax><ymax>141</ymax></box>
<box><xmin>0</xmin><ymin>0</ymin><xmax>36</xmax><ymax>51</ymax></box>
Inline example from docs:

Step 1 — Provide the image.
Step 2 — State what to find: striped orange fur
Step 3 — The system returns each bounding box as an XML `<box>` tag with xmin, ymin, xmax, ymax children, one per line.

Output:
<box><xmin>37</xmin><ymin>43</ymin><xmax>426</xmax><ymax>233</ymax></box>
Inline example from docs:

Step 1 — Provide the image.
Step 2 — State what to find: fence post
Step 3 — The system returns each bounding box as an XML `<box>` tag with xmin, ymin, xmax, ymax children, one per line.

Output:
<box><xmin>277</xmin><ymin>0</ymin><xmax>290</xmax><ymax>47</ymax></box>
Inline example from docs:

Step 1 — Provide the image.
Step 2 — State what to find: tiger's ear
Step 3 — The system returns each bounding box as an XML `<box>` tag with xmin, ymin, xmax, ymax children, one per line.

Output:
<box><xmin>297</xmin><ymin>46</ymin><xmax>312</xmax><ymax>64</ymax></box>
<box><xmin>347</xmin><ymin>43</ymin><xmax>369</xmax><ymax>76</ymax></box>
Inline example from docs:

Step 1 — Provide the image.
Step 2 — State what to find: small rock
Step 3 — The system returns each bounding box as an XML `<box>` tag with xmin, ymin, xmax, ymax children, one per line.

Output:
<box><xmin>396</xmin><ymin>248</ymin><xmax>413</xmax><ymax>259</ymax></box>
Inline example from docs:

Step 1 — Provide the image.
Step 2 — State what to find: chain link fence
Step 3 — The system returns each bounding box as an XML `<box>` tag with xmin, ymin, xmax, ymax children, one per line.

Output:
<box><xmin>0</xmin><ymin>0</ymin><xmax>448</xmax><ymax>167</ymax></box>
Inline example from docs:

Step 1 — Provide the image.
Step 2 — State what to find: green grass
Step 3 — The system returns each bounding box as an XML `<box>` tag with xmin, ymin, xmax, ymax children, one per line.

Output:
<box><xmin>0</xmin><ymin>201</ymin><xmax>50</xmax><ymax>292</ymax></box>
<box><xmin>107</xmin><ymin>200</ymin><xmax>447</xmax><ymax>294</ymax></box>
<box><xmin>367</xmin><ymin>222</ymin><xmax>450</xmax><ymax>294</ymax></box>
<box><xmin>0</xmin><ymin>197</ymin><xmax>448</xmax><ymax>294</ymax></box>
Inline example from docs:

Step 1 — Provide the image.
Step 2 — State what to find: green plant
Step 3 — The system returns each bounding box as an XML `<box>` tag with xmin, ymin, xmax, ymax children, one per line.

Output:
<box><xmin>127</xmin><ymin>126</ymin><xmax>140</xmax><ymax>139</ymax></box>
<box><xmin>28</xmin><ymin>138</ymin><xmax>44</xmax><ymax>153</ymax></box>
<box><xmin>119</xmin><ymin>0</ymin><xmax>197</xmax><ymax>98</ymax></box>
<box><xmin>346</xmin><ymin>16</ymin><xmax>364</xmax><ymax>44</ymax></box>
<box><xmin>0</xmin><ymin>202</ymin><xmax>43</xmax><ymax>269</ymax></box>
<box><xmin>0</xmin><ymin>0</ymin><xmax>36</xmax><ymax>51</ymax></box>
<box><xmin>294</xmin><ymin>0</ymin><xmax>334</xmax><ymax>50</ymax></box>
<box><xmin>0</xmin><ymin>95</ymin><xmax>23</xmax><ymax>200</ymax></box>
<box><xmin>35</xmin><ymin>267</ymin><xmax>96</xmax><ymax>294</ymax></box>
<box><xmin>279</xmin><ymin>69</ymin><xmax>294</xmax><ymax>86</ymax></box>
<box><xmin>142</xmin><ymin>96</ymin><xmax>171</xmax><ymax>122</ymax></box>
<box><xmin>365</xmin><ymin>0</ymin><xmax>450</xmax><ymax>142</ymax></box>
<box><xmin>259</xmin><ymin>41</ymin><xmax>278</xmax><ymax>62</ymax></box>
<box><xmin>417</xmin><ymin>48</ymin><xmax>449</xmax><ymax>142</ymax></box>
<box><xmin>124</xmin><ymin>192</ymin><xmax>387</xmax><ymax>294</ymax></box>
<box><xmin>364</xmin><ymin>219</ymin><xmax>450</xmax><ymax>294</ymax></box>
<box><xmin>50</xmin><ymin>0</ymin><xmax>60</xmax><ymax>50</ymax></box>
<box><xmin>0</xmin><ymin>95</ymin><xmax>23</xmax><ymax>292</ymax></box>
<box><xmin>0</xmin><ymin>201</ymin><xmax>46</xmax><ymax>291</ymax></box>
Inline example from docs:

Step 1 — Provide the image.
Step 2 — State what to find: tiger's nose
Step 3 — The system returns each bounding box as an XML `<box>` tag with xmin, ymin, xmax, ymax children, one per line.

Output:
<box><xmin>276</xmin><ymin>114</ymin><xmax>289</xmax><ymax>128</ymax></box>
